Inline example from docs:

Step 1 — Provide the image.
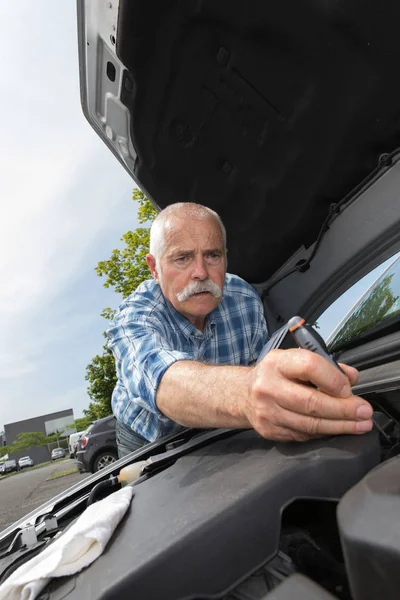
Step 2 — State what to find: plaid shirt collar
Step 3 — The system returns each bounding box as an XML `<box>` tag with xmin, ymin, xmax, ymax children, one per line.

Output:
<box><xmin>163</xmin><ymin>294</ymin><xmax>217</xmax><ymax>340</ymax></box>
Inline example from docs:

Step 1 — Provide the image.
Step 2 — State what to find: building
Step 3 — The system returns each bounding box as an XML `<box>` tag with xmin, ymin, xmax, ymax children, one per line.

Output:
<box><xmin>4</xmin><ymin>409</ymin><xmax>75</xmax><ymax>465</ymax></box>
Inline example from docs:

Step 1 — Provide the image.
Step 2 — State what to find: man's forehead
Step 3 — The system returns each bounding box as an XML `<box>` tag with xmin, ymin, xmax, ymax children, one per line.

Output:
<box><xmin>163</xmin><ymin>216</ymin><xmax>224</xmax><ymax>249</ymax></box>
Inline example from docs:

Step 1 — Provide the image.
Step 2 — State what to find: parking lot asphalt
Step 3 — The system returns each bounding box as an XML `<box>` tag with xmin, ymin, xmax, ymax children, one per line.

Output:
<box><xmin>0</xmin><ymin>459</ymin><xmax>88</xmax><ymax>534</ymax></box>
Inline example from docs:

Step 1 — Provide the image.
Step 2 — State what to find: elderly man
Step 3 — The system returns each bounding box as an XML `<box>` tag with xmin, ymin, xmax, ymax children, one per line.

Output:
<box><xmin>107</xmin><ymin>202</ymin><xmax>373</xmax><ymax>457</ymax></box>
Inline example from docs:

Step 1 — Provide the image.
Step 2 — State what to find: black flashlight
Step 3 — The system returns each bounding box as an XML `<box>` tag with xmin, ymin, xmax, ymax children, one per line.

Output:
<box><xmin>287</xmin><ymin>316</ymin><xmax>345</xmax><ymax>374</ymax></box>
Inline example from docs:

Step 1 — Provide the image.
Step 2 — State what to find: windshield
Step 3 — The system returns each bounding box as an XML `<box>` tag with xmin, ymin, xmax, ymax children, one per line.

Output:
<box><xmin>329</xmin><ymin>256</ymin><xmax>400</xmax><ymax>350</ymax></box>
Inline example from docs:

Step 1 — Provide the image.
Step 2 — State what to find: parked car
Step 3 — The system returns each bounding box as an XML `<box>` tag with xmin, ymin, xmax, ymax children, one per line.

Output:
<box><xmin>68</xmin><ymin>431</ymin><xmax>85</xmax><ymax>459</ymax></box>
<box><xmin>0</xmin><ymin>460</ymin><xmax>20</xmax><ymax>475</ymax></box>
<box><xmin>18</xmin><ymin>456</ymin><xmax>34</xmax><ymax>469</ymax></box>
<box><xmin>75</xmin><ymin>416</ymin><xmax>118</xmax><ymax>473</ymax></box>
<box><xmin>51</xmin><ymin>448</ymin><xmax>66</xmax><ymax>461</ymax></box>
<box><xmin>3</xmin><ymin>3</ymin><xmax>400</xmax><ymax>600</ymax></box>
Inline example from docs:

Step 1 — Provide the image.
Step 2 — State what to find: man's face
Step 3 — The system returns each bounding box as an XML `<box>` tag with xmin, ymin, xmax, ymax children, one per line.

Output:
<box><xmin>146</xmin><ymin>217</ymin><xmax>227</xmax><ymax>330</ymax></box>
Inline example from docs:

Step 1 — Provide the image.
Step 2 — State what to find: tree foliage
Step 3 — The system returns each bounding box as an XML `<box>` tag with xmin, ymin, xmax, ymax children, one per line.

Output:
<box><xmin>12</xmin><ymin>431</ymin><xmax>49</xmax><ymax>451</ymax></box>
<box><xmin>0</xmin><ymin>431</ymin><xmax>60</xmax><ymax>457</ymax></box>
<box><xmin>0</xmin><ymin>425</ymin><xmax>95</xmax><ymax>459</ymax></box>
<box><xmin>74</xmin><ymin>416</ymin><xmax>93</xmax><ymax>432</ymax></box>
<box><xmin>83</xmin><ymin>189</ymin><xmax>157</xmax><ymax>420</ymax></box>
<box><xmin>330</xmin><ymin>274</ymin><xmax>399</xmax><ymax>349</ymax></box>
<box><xmin>96</xmin><ymin>189</ymin><xmax>157</xmax><ymax>313</ymax></box>
<box><xmin>84</xmin><ymin>342</ymin><xmax>118</xmax><ymax>420</ymax></box>
<box><xmin>0</xmin><ymin>445</ymin><xmax>11</xmax><ymax>459</ymax></box>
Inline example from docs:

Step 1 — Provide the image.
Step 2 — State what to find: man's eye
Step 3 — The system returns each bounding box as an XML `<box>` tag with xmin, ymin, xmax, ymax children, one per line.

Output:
<box><xmin>206</xmin><ymin>252</ymin><xmax>221</xmax><ymax>262</ymax></box>
<box><xmin>176</xmin><ymin>256</ymin><xmax>189</xmax><ymax>263</ymax></box>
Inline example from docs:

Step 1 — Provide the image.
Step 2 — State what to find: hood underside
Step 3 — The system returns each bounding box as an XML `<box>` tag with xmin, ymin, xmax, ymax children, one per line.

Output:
<box><xmin>79</xmin><ymin>0</ymin><xmax>400</xmax><ymax>286</ymax></box>
<box><xmin>117</xmin><ymin>0</ymin><xmax>400</xmax><ymax>283</ymax></box>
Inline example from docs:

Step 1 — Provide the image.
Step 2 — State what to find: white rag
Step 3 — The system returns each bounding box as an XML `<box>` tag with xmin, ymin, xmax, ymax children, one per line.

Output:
<box><xmin>0</xmin><ymin>485</ymin><xmax>134</xmax><ymax>600</ymax></box>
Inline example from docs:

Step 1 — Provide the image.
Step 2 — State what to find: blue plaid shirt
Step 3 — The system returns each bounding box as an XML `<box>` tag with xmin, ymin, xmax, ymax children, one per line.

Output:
<box><xmin>107</xmin><ymin>273</ymin><xmax>268</xmax><ymax>443</ymax></box>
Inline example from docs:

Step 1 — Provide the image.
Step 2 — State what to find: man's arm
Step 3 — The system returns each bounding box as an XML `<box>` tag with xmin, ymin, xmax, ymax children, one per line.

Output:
<box><xmin>156</xmin><ymin>349</ymin><xmax>374</xmax><ymax>442</ymax></box>
<box><xmin>157</xmin><ymin>361</ymin><xmax>251</xmax><ymax>429</ymax></box>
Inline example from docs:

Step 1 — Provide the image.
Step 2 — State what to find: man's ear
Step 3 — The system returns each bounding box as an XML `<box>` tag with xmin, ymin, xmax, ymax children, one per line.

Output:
<box><xmin>146</xmin><ymin>254</ymin><xmax>159</xmax><ymax>282</ymax></box>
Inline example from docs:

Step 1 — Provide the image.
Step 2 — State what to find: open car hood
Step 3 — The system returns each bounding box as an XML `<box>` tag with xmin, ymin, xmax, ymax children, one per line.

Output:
<box><xmin>77</xmin><ymin>0</ymin><xmax>400</xmax><ymax>326</ymax></box>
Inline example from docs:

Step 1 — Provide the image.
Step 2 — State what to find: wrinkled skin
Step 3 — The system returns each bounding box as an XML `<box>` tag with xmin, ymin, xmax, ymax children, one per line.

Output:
<box><xmin>244</xmin><ymin>348</ymin><xmax>372</xmax><ymax>441</ymax></box>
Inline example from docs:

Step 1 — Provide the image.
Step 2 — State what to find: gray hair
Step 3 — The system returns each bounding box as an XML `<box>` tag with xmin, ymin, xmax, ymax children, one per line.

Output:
<box><xmin>149</xmin><ymin>202</ymin><xmax>227</xmax><ymax>261</ymax></box>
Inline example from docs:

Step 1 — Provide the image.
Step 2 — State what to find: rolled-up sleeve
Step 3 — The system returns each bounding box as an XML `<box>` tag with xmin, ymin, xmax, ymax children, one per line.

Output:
<box><xmin>107</xmin><ymin>309</ymin><xmax>192</xmax><ymax>418</ymax></box>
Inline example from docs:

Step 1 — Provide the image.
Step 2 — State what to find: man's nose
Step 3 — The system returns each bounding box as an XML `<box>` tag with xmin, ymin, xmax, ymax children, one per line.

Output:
<box><xmin>191</xmin><ymin>256</ymin><xmax>208</xmax><ymax>280</ymax></box>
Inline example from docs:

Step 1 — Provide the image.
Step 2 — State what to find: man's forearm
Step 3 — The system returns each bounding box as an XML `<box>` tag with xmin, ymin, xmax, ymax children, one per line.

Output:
<box><xmin>156</xmin><ymin>350</ymin><xmax>374</xmax><ymax>442</ymax></box>
<box><xmin>156</xmin><ymin>360</ymin><xmax>252</xmax><ymax>429</ymax></box>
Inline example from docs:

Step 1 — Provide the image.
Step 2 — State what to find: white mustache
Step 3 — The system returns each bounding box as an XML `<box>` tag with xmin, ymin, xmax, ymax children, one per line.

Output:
<box><xmin>176</xmin><ymin>280</ymin><xmax>222</xmax><ymax>303</ymax></box>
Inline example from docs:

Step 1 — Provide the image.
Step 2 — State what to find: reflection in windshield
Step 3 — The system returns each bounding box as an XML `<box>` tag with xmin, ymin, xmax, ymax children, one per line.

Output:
<box><xmin>329</xmin><ymin>257</ymin><xmax>400</xmax><ymax>349</ymax></box>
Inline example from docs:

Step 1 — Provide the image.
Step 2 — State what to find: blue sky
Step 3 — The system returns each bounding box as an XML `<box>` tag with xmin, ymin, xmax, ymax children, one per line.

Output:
<box><xmin>0</xmin><ymin>1</ymin><xmax>138</xmax><ymax>427</ymax></box>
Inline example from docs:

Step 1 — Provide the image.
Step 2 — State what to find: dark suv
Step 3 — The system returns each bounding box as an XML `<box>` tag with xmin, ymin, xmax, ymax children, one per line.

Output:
<box><xmin>75</xmin><ymin>416</ymin><xmax>118</xmax><ymax>473</ymax></box>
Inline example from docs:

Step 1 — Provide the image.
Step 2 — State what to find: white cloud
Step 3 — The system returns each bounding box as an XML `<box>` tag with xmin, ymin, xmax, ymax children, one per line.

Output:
<box><xmin>0</xmin><ymin>147</ymin><xmax>135</xmax><ymax>384</ymax></box>
<box><xmin>0</xmin><ymin>2</ymin><xmax>96</xmax><ymax>319</ymax></box>
<box><xmin>0</xmin><ymin>354</ymin><xmax>36</xmax><ymax>380</ymax></box>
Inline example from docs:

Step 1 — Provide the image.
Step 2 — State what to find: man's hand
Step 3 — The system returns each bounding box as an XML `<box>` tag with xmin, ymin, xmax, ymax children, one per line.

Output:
<box><xmin>157</xmin><ymin>348</ymin><xmax>373</xmax><ymax>442</ymax></box>
<box><xmin>243</xmin><ymin>348</ymin><xmax>373</xmax><ymax>442</ymax></box>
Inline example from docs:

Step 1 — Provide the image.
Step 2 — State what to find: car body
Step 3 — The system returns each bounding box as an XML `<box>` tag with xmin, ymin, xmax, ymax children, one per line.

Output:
<box><xmin>18</xmin><ymin>456</ymin><xmax>34</xmax><ymax>469</ymax></box>
<box><xmin>75</xmin><ymin>416</ymin><xmax>118</xmax><ymax>473</ymax></box>
<box><xmin>68</xmin><ymin>431</ymin><xmax>85</xmax><ymax>459</ymax></box>
<box><xmin>0</xmin><ymin>460</ymin><xmax>20</xmax><ymax>475</ymax></box>
<box><xmin>50</xmin><ymin>448</ymin><xmax>66</xmax><ymax>461</ymax></box>
<box><xmin>2</xmin><ymin>2</ymin><xmax>400</xmax><ymax>599</ymax></box>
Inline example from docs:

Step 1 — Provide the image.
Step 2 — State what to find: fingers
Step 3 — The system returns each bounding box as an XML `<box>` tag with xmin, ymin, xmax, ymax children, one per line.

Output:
<box><xmin>247</xmin><ymin>407</ymin><xmax>317</xmax><ymax>442</ymax></box>
<box><xmin>272</xmin><ymin>404</ymin><xmax>373</xmax><ymax>436</ymax></box>
<box><xmin>251</xmin><ymin>379</ymin><xmax>373</xmax><ymax>438</ymax></box>
<box><xmin>271</xmin><ymin>377</ymin><xmax>372</xmax><ymax>423</ymax></box>
<box><xmin>338</xmin><ymin>362</ymin><xmax>359</xmax><ymax>387</ymax></box>
<box><xmin>248</xmin><ymin>348</ymin><xmax>373</xmax><ymax>441</ymax></box>
<box><xmin>272</xmin><ymin>348</ymin><xmax>354</xmax><ymax>398</ymax></box>
<box><xmin>256</xmin><ymin>421</ymin><xmax>316</xmax><ymax>442</ymax></box>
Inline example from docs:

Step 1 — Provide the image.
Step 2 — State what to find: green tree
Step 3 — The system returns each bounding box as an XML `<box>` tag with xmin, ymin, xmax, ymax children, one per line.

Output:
<box><xmin>11</xmin><ymin>432</ymin><xmax>49</xmax><ymax>452</ymax></box>
<box><xmin>46</xmin><ymin>430</ymin><xmax>67</xmax><ymax>445</ymax></box>
<box><xmin>74</xmin><ymin>416</ymin><xmax>93</xmax><ymax>432</ymax></box>
<box><xmin>330</xmin><ymin>274</ymin><xmax>399</xmax><ymax>349</ymax></box>
<box><xmin>83</xmin><ymin>189</ymin><xmax>157</xmax><ymax>419</ymax></box>
<box><xmin>96</xmin><ymin>189</ymin><xmax>157</xmax><ymax>320</ymax></box>
<box><xmin>1</xmin><ymin>432</ymin><xmax>71</xmax><ymax>457</ymax></box>
<box><xmin>84</xmin><ymin>342</ymin><xmax>118</xmax><ymax>420</ymax></box>
<box><xmin>0</xmin><ymin>445</ymin><xmax>11</xmax><ymax>459</ymax></box>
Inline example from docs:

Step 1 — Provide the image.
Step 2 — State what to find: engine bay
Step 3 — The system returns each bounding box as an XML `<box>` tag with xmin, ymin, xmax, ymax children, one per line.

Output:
<box><xmin>2</xmin><ymin>380</ymin><xmax>400</xmax><ymax>599</ymax></box>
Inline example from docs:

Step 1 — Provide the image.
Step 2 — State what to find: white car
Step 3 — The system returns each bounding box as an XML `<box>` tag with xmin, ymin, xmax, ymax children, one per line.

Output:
<box><xmin>18</xmin><ymin>456</ymin><xmax>34</xmax><ymax>469</ymax></box>
<box><xmin>51</xmin><ymin>448</ymin><xmax>66</xmax><ymax>461</ymax></box>
<box><xmin>68</xmin><ymin>432</ymin><xmax>85</xmax><ymax>459</ymax></box>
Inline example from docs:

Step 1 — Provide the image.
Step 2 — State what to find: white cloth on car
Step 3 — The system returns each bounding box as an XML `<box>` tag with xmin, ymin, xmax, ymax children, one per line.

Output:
<box><xmin>0</xmin><ymin>485</ymin><xmax>134</xmax><ymax>600</ymax></box>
